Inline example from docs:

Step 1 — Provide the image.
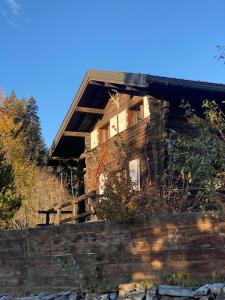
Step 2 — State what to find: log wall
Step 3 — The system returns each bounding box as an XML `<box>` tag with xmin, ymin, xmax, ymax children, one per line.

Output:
<box><xmin>85</xmin><ymin>93</ymin><xmax>168</xmax><ymax>192</ymax></box>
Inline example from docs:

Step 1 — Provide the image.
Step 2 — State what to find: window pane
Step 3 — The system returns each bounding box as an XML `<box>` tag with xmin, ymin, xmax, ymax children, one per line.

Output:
<box><xmin>118</xmin><ymin>110</ymin><xmax>128</xmax><ymax>133</ymax></box>
<box><xmin>110</xmin><ymin>115</ymin><xmax>118</xmax><ymax>138</ymax></box>
<box><xmin>129</xmin><ymin>158</ymin><xmax>140</xmax><ymax>191</ymax></box>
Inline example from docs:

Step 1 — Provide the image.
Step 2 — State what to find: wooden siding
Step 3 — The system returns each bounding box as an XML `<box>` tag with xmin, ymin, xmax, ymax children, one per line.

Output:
<box><xmin>84</xmin><ymin>92</ymin><xmax>168</xmax><ymax>193</ymax></box>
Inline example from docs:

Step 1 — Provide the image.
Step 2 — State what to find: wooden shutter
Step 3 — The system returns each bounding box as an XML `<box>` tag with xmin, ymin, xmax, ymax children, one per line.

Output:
<box><xmin>129</xmin><ymin>158</ymin><xmax>140</xmax><ymax>191</ymax></box>
<box><xmin>118</xmin><ymin>109</ymin><xmax>128</xmax><ymax>133</ymax></box>
<box><xmin>110</xmin><ymin>115</ymin><xmax>118</xmax><ymax>138</ymax></box>
<box><xmin>91</xmin><ymin>129</ymin><xmax>99</xmax><ymax>149</ymax></box>
<box><xmin>143</xmin><ymin>96</ymin><xmax>151</xmax><ymax>118</ymax></box>
<box><xmin>99</xmin><ymin>173</ymin><xmax>106</xmax><ymax>194</ymax></box>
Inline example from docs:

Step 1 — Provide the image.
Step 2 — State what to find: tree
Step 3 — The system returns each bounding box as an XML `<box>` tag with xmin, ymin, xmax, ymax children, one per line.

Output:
<box><xmin>21</xmin><ymin>96</ymin><xmax>46</xmax><ymax>164</ymax></box>
<box><xmin>4</xmin><ymin>93</ymin><xmax>47</xmax><ymax>165</ymax></box>
<box><xmin>96</xmin><ymin>99</ymin><xmax>225</xmax><ymax>221</ymax></box>
<box><xmin>0</xmin><ymin>149</ymin><xmax>21</xmax><ymax>226</ymax></box>
<box><xmin>0</xmin><ymin>93</ymin><xmax>71</xmax><ymax>228</ymax></box>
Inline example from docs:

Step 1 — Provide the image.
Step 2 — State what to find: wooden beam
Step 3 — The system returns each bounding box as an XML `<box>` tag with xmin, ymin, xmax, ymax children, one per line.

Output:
<box><xmin>89</xmin><ymin>80</ymin><xmax>146</xmax><ymax>94</ymax></box>
<box><xmin>63</xmin><ymin>131</ymin><xmax>90</xmax><ymax>137</ymax></box>
<box><xmin>76</xmin><ymin>106</ymin><xmax>104</xmax><ymax>114</ymax></box>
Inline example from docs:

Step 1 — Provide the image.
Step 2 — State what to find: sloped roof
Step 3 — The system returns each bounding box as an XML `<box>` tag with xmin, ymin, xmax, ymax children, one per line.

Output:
<box><xmin>48</xmin><ymin>70</ymin><xmax>225</xmax><ymax>164</ymax></box>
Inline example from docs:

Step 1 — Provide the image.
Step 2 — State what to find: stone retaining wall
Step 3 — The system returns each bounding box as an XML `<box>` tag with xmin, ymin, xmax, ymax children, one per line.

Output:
<box><xmin>2</xmin><ymin>282</ymin><xmax>225</xmax><ymax>300</ymax></box>
<box><xmin>0</xmin><ymin>212</ymin><xmax>225</xmax><ymax>295</ymax></box>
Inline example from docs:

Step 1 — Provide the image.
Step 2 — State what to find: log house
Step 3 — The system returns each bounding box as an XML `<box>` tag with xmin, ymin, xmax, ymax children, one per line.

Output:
<box><xmin>46</xmin><ymin>70</ymin><xmax>225</xmax><ymax>223</ymax></box>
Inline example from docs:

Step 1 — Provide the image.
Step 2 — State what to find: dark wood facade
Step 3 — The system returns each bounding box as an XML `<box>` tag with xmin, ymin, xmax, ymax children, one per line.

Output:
<box><xmin>84</xmin><ymin>93</ymin><xmax>168</xmax><ymax>193</ymax></box>
<box><xmin>46</xmin><ymin>70</ymin><xmax>225</xmax><ymax>223</ymax></box>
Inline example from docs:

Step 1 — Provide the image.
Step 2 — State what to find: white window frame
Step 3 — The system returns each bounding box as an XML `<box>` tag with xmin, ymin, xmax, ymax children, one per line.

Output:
<box><xmin>110</xmin><ymin>115</ymin><xmax>118</xmax><ymax>138</ymax></box>
<box><xmin>91</xmin><ymin>129</ymin><xmax>99</xmax><ymax>149</ymax></box>
<box><xmin>118</xmin><ymin>109</ymin><xmax>128</xmax><ymax>133</ymax></box>
<box><xmin>143</xmin><ymin>96</ymin><xmax>151</xmax><ymax>118</ymax></box>
<box><xmin>99</xmin><ymin>173</ymin><xmax>106</xmax><ymax>194</ymax></box>
<box><xmin>129</xmin><ymin>158</ymin><xmax>141</xmax><ymax>191</ymax></box>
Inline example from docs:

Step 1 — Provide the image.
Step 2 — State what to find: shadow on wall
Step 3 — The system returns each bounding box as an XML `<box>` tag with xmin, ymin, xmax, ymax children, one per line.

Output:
<box><xmin>126</xmin><ymin>213</ymin><xmax>224</xmax><ymax>283</ymax></box>
<box><xmin>0</xmin><ymin>212</ymin><xmax>225</xmax><ymax>294</ymax></box>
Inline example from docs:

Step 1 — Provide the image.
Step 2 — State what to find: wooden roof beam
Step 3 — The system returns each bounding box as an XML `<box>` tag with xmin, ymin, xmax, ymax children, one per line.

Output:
<box><xmin>76</xmin><ymin>106</ymin><xmax>104</xmax><ymax>114</ymax></box>
<box><xmin>89</xmin><ymin>80</ymin><xmax>146</xmax><ymax>94</ymax></box>
<box><xmin>63</xmin><ymin>131</ymin><xmax>90</xmax><ymax>137</ymax></box>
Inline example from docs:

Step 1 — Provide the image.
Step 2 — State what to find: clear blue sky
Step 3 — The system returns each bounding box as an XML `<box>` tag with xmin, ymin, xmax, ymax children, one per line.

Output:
<box><xmin>0</xmin><ymin>0</ymin><xmax>225</xmax><ymax>147</ymax></box>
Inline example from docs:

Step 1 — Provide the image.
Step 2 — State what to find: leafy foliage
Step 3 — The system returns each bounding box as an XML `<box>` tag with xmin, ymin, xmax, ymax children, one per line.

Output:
<box><xmin>171</xmin><ymin>100</ymin><xmax>225</xmax><ymax>209</ymax></box>
<box><xmin>163</xmin><ymin>271</ymin><xmax>224</xmax><ymax>287</ymax></box>
<box><xmin>0</xmin><ymin>91</ymin><xmax>71</xmax><ymax>228</ymax></box>
<box><xmin>96</xmin><ymin>100</ymin><xmax>225</xmax><ymax>221</ymax></box>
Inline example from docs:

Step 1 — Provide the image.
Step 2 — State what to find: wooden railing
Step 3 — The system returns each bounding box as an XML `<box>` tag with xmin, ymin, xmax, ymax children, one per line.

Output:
<box><xmin>37</xmin><ymin>192</ymin><xmax>97</xmax><ymax>226</ymax></box>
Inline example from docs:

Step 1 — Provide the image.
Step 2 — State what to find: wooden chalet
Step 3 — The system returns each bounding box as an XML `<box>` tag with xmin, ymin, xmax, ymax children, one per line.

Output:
<box><xmin>42</xmin><ymin>70</ymin><xmax>225</xmax><ymax>224</ymax></box>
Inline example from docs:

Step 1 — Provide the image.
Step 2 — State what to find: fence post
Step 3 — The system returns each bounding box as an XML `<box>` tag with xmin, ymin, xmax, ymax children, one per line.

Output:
<box><xmin>46</xmin><ymin>212</ymin><xmax>50</xmax><ymax>225</ymax></box>
<box><xmin>56</xmin><ymin>207</ymin><xmax>62</xmax><ymax>224</ymax></box>
<box><xmin>86</xmin><ymin>196</ymin><xmax>97</xmax><ymax>221</ymax></box>
<box><xmin>72</xmin><ymin>199</ymin><xmax>78</xmax><ymax>224</ymax></box>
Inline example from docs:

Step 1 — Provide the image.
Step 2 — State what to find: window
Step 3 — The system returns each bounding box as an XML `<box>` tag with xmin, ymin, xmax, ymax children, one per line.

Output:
<box><xmin>129</xmin><ymin>158</ymin><xmax>140</xmax><ymax>191</ymax></box>
<box><xmin>99</xmin><ymin>173</ymin><xmax>106</xmax><ymax>194</ymax></box>
<box><xmin>129</xmin><ymin>97</ymin><xmax>150</xmax><ymax>126</ymax></box>
<box><xmin>118</xmin><ymin>109</ymin><xmax>128</xmax><ymax>133</ymax></box>
<box><xmin>110</xmin><ymin>109</ymin><xmax>129</xmax><ymax>137</ymax></box>
<box><xmin>110</xmin><ymin>115</ymin><xmax>118</xmax><ymax>138</ymax></box>
<box><xmin>143</xmin><ymin>96</ymin><xmax>151</xmax><ymax>118</ymax></box>
<box><xmin>130</xmin><ymin>104</ymin><xmax>144</xmax><ymax>126</ymax></box>
<box><xmin>91</xmin><ymin>129</ymin><xmax>99</xmax><ymax>149</ymax></box>
<box><xmin>100</xmin><ymin>124</ymin><xmax>110</xmax><ymax>143</ymax></box>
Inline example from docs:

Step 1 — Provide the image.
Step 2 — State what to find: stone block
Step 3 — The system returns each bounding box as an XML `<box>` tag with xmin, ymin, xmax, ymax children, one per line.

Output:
<box><xmin>108</xmin><ymin>292</ymin><xmax>117</xmax><ymax>300</ymax></box>
<box><xmin>158</xmin><ymin>285</ymin><xmax>194</xmax><ymax>297</ymax></box>
<box><xmin>85</xmin><ymin>293</ymin><xmax>108</xmax><ymax>300</ymax></box>
<box><xmin>146</xmin><ymin>287</ymin><xmax>157</xmax><ymax>300</ymax></box>
<box><xmin>118</xmin><ymin>283</ymin><xmax>146</xmax><ymax>300</ymax></box>
<box><xmin>216</xmin><ymin>294</ymin><xmax>225</xmax><ymax>300</ymax></box>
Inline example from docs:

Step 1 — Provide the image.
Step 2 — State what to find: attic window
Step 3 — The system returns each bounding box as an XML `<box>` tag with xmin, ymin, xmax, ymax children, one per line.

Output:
<box><xmin>110</xmin><ymin>115</ymin><xmax>118</xmax><ymax>138</ymax></box>
<box><xmin>100</xmin><ymin>123</ymin><xmax>110</xmax><ymax>143</ymax></box>
<box><xmin>118</xmin><ymin>110</ymin><xmax>128</xmax><ymax>133</ymax></box>
<box><xmin>130</xmin><ymin>104</ymin><xmax>144</xmax><ymax>126</ymax></box>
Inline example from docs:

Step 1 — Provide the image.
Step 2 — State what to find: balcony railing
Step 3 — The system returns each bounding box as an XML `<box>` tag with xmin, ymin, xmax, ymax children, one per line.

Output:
<box><xmin>37</xmin><ymin>192</ymin><xmax>97</xmax><ymax>226</ymax></box>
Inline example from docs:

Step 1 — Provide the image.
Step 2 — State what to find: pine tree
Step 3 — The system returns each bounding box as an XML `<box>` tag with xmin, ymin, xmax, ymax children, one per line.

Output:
<box><xmin>22</xmin><ymin>96</ymin><xmax>47</xmax><ymax>164</ymax></box>
<box><xmin>4</xmin><ymin>93</ymin><xmax>47</xmax><ymax>165</ymax></box>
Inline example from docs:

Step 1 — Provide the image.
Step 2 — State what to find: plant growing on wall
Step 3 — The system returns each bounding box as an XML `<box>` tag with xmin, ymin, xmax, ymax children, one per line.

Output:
<box><xmin>172</xmin><ymin>100</ymin><xmax>225</xmax><ymax>210</ymax></box>
<box><xmin>55</xmin><ymin>253</ymin><xmax>102</xmax><ymax>292</ymax></box>
<box><xmin>95</xmin><ymin>98</ymin><xmax>225</xmax><ymax>221</ymax></box>
<box><xmin>95</xmin><ymin>122</ymin><xmax>190</xmax><ymax>221</ymax></box>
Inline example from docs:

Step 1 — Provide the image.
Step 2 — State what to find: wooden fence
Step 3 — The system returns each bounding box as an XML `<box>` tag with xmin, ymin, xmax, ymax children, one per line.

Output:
<box><xmin>38</xmin><ymin>192</ymin><xmax>97</xmax><ymax>225</ymax></box>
